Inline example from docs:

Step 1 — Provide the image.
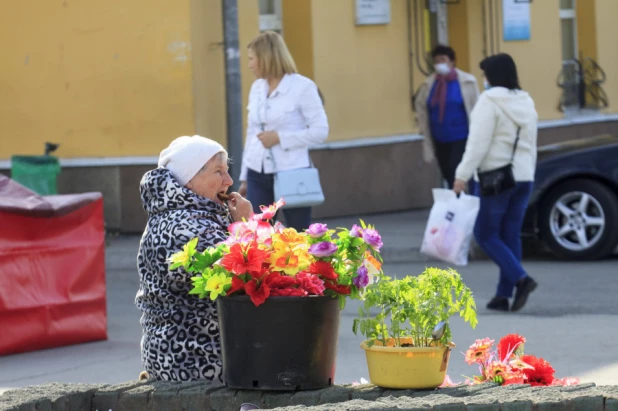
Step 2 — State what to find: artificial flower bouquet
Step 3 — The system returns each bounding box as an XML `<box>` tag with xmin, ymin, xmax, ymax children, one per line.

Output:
<box><xmin>448</xmin><ymin>334</ymin><xmax>580</xmax><ymax>387</ymax></box>
<box><xmin>169</xmin><ymin>199</ymin><xmax>384</xmax><ymax>307</ymax></box>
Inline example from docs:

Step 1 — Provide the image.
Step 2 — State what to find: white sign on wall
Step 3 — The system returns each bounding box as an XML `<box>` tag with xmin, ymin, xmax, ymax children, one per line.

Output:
<box><xmin>502</xmin><ymin>0</ymin><xmax>531</xmax><ymax>41</ymax></box>
<box><xmin>355</xmin><ymin>0</ymin><xmax>391</xmax><ymax>26</ymax></box>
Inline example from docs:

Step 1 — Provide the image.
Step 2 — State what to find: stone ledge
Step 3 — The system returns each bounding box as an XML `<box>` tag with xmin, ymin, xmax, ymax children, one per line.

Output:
<box><xmin>1</xmin><ymin>381</ymin><xmax>617</xmax><ymax>411</ymax></box>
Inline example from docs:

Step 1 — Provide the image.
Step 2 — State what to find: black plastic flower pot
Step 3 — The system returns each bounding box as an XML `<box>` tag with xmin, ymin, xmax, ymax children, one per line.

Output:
<box><xmin>216</xmin><ymin>295</ymin><xmax>340</xmax><ymax>391</ymax></box>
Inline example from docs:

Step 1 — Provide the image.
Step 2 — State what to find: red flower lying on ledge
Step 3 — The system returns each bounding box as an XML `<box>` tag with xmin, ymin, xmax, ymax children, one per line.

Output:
<box><xmin>441</xmin><ymin>334</ymin><xmax>580</xmax><ymax>387</ymax></box>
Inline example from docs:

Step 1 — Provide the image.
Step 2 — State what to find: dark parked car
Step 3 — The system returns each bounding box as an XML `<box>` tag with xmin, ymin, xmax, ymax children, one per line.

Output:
<box><xmin>522</xmin><ymin>134</ymin><xmax>618</xmax><ymax>260</ymax></box>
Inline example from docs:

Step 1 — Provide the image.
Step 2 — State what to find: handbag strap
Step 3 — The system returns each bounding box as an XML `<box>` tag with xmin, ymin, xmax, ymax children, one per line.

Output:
<box><xmin>510</xmin><ymin>126</ymin><xmax>521</xmax><ymax>164</ymax></box>
<box><xmin>257</xmin><ymin>85</ymin><xmax>315</xmax><ymax>171</ymax></box>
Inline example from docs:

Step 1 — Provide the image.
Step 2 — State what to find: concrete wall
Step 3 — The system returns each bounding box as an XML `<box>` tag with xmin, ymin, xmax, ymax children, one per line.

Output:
<box><xmin>1</xmin><ymin>380</ymin><xmax>615</xmax><ymax>411</ymax></box>
<box><xmin>44</xmin><ymin>119</ymin><xmax>618</xmax><ymax>233</ymax></box>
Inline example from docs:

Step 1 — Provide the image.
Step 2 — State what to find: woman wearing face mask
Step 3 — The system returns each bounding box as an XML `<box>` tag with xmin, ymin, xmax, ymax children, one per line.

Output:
<box><xmin>415</xmin><ymin>45</ymin><xmax>480</xmax><ymax>189</ymax></box>
<box><xmin>453</xmin><ymin>54</ymin><xmax>538</xmax><ymax>312</ymax></box>
<box><xmin>238</xmin><ymin>31</ymin><xmax>329</xmax><ymax>231</ymax></box>
<box><xmin>136</xmin><ymin>135</ymin><xmax>253</xmax><ymax>382</ymax></box>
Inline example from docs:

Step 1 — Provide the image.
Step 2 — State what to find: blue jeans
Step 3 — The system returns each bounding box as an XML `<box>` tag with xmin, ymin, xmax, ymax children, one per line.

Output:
<box><xmin>474</xmin><ymin>182</ymin><xmax>533</xmax><ymax>298</ymax></box>
<box><xmin>246</xmin><ymin>169</ymin><xmax>312</xmax><ymax>232</ymax></box>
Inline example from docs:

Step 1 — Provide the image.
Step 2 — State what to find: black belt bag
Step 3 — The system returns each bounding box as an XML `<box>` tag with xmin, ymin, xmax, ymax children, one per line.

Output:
<box><xmin>477</xmin><ymin>126</ymin><xmax>521</xmax><ymax>197</ymax></box>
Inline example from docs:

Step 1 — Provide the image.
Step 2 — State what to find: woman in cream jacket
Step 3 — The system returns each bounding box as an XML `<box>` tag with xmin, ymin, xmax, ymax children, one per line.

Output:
<box><xmin>454</xmin><ymin>53</ymin><xmax>538</xmax><ymax>313</ymax></box>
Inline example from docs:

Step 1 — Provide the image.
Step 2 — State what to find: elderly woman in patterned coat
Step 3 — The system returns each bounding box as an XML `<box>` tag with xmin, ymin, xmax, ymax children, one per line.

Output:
<box><xmin>135</xmin><ymin>135</ymin><xmax>253</xmax><ymax>382</ymax></box>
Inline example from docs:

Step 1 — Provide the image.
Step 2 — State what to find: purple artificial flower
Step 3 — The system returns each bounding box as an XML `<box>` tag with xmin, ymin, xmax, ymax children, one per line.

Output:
<box><xmin>362</xmin><ymin>228</ymin><xmax>383</xmax><ymax>251</ymax></box>
<box><xmin>309</xmin><ymin>242</ymin><xmax>338</xmax><ymax>258</ymax></box>
<box><xmin>350</xmin><ymin>224</ymin><xmax>362</xmax><ymax>238</ymax></box>
<box><xmin>307</xmin><ymin>223</ymin><xmax>329</xmax><ymax>238</ymax></box>
<box><xmin>353</xmin><ymin>266</ymin><xmax>369</xmax><ymax>288</ymax></box>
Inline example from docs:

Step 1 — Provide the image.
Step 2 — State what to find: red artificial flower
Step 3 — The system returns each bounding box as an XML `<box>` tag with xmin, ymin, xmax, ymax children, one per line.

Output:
<box><xmin>228</xmin><ymin>276</ymin><xmax>245</xmax><ymax>295</ymax></box>
<box><xmin>249</xmin><ymin>264</ymin><xmax>271</xmax><ymax>281</ymax></box>
<box><xmin>244</xmin><ymin>279</ymin><xmax>271</xmax><ymax>307</ymax></box>
<box><xmin>220</xmin><ymin>242</ymin><xmax>268</xmax><ymax>275</ymax></box>
<box><xmin>308</xmin><ymin>261</ymin><xmax>338</xmax><ymax>281</ymax></box>
<box><xmin>296</xmin><ymin>272</ymin><xmax>326</xmax><ymax>295</ymax></box>
<box><xmin>265</xmin><ymin>272</ymin><xmax>298</xmax><ymax>289</ymax></box>
<box><xmin>324</xmin><ymin>280</ymin><xmax>351</xmax><ymax>295</ymax></box>
<box><xmin>502</xmin><ymin>376</ymin><xmax>525</xmax><ymax>386</ymax></box>
<box><xmin>271</xmin><ymin>288</ymin><xmax>307</xmax><ymax>297</ymax></box>
<box><xmin>498</xmin><ymin>334</ymin><xmax>526</xmax><ymax>362</ymax></box>
<box><xmin>522</xmin><ymin>355</ymin><xmax>556</xmax><ymax>386</ymax></box>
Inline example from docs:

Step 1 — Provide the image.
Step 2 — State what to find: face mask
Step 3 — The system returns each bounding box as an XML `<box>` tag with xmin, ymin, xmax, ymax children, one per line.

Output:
<box><xmin>434</xmin><ymin>63</ymin><xmax>451</xmax><ymax>76</ymax></box>
<box><xmin>483</xmin><ymin>79</ymin><xmax>491</xmax><ymax>90</ymax></box>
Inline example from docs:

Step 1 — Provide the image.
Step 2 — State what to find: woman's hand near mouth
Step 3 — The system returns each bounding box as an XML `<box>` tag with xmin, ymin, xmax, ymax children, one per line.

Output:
<box><xmin>226</xmin><ymin>192</ymin><xmax>253</xmax><ymax>222</ymax></box>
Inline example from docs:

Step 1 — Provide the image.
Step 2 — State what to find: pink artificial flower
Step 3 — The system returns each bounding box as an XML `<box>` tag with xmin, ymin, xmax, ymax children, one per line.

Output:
<box><xmin>464</xmin><ymin>338</ymin><xmax>494</xmax><ymax>365</ymax></box>
<box><xmin>439</xmin><ymin>375</ymin><xmax>458</xmax><ymax>388</ymax></box>
<box><xmin>551</xmin><ymin>377</ymin><xmax>580</xmax><ymax>386</ymax></box>
<box><xmin>259</xmin><ymin>198</ymin><xmax>286</xmax><ymax>220</ymax></box>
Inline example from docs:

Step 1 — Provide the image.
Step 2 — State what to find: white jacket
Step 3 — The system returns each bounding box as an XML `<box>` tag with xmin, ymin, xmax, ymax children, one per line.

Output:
<box><xmin>240</xmin><ymin>73</ymin><xmax>329</xmax><ymax>181</ymax></box>
<box><xmin>455</xmin><ymin>87</ymin><xmax>538</xmax><ymax>182</ymax></box>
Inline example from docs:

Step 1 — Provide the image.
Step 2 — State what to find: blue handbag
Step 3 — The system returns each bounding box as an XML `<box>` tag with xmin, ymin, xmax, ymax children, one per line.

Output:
<box><xmin>270</xmin><ymin>150</ymin><xmax>325</xmax><ymax>209</ymax></box>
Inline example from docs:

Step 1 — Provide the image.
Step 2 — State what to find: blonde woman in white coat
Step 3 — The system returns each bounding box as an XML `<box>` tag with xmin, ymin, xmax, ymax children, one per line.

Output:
<box><xmin>239</xmin><ymin>31</ymin><xmax>328</xmax><ymax>231</ymax></box>
<box><xmin>453</xmin><ymin>54</ymin><xmax>538</xmax><ymax>313</ymax></box>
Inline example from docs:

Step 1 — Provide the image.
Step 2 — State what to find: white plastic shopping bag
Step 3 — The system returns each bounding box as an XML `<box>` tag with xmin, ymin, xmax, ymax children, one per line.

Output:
<box><xmin>420</xmin><ymin>188</ymin><xmax>480</xmax><ymax>266</ymax></box>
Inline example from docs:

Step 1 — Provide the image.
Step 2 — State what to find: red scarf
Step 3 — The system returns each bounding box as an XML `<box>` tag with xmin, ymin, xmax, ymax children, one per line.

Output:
<box><xmin>430</xmin><ymin>69</ymin><xmax>458</xmax><ymax>123</ymax></box>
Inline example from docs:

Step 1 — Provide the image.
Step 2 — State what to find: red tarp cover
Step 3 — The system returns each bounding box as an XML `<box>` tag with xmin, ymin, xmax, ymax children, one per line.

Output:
<box><xmin>0</xmin><ymin>175</ymin><xmax>107</xmax><ymax>355</ymax></box>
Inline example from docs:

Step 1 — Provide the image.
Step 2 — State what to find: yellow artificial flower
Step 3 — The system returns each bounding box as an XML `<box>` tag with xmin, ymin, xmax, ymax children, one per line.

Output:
<box><xmin>364</xmin><ymin>252</ymin><xmax>382</xmax><ymax>273</ymax></box>
<box><xmin>272</xmin><ymin>228</ymin><xmax>307</xmax><ymax>248</ymax></box>
<box><xmin>204</xmin><ymin>272</ymin><xmax>232</xmax><ymax>300</ymax></box>
<box><xmin>269</xmin><ymin>241</ymin><xmax>311</xmax><ymax>275</ymax></box>
<box><xmin>168</xmin><ymin>237</ymin><xmax>199</xmax><ymax>269</ymax></box>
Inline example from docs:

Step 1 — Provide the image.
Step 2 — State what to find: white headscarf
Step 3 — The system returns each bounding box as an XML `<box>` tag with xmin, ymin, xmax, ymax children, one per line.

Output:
<box><xmin>158</xmin><ymin>135</ymin><xmax>226</xmax><ymax>186</ymax></box>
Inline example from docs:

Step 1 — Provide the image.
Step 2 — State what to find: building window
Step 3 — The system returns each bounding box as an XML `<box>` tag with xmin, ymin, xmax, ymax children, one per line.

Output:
<box><xmin>259</xmin><ymin>0</ymin><xmax>282</xmax><ymax>33</ymax></box>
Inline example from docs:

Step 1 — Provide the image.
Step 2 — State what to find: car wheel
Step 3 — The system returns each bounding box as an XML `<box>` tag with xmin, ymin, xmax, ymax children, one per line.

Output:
<box><xmin>539</xmin><ymin>179</ymin><xmax>618</xmax><ymax>260</ymax></box>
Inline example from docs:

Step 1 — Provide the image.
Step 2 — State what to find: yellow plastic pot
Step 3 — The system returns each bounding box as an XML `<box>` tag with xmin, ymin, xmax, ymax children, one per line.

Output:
<box><xmin>360</xmin><ymin>338</ymin><xmax>453</xmax><ymax>389</ymax></box>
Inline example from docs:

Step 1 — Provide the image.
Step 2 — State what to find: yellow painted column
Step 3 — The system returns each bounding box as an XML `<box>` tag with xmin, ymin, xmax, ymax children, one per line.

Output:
<box><xmin>593</xmin><ymin>0</ymin><xmax>618</xmax><ymax>113</ymax></box>
<box><xmin>282</xmin><ymin>0</ymin><xmax>314</xmax><ymax>79</ymax></box>
<box><xmin>447</xmin><ymin>0</ymin><xmax>471</xmax><ymax>73</ymax></box>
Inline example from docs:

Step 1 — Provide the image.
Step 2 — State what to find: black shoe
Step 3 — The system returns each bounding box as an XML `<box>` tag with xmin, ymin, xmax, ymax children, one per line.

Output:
<box><xmin>486</xmin><ymin>296</ymin><xmax>509</xmax><ymax>312</ymax></box>
<box><xmin>511</xmin><ymin>277</ymin><xmax>538</xmax><ymax>312</ymax></box>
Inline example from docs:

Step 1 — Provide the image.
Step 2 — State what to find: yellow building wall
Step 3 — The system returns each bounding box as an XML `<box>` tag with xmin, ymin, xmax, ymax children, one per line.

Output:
<box><xmin>0</xmin><ymin>0</ymin><xmax>195</xmax><ymax>159</ymax></box>
<box><xmin>310</xmin><ymin>0</ymin><xmax>418</xmax><ymax>141</ymax></box>
<box><xmin>0</xmin><ymin>0</ymin><xmax>259</xmax><ymax>160</ymax></box>
<box><xmin>461</xmin><ymin>0</ymin><xmax>563</xmax><ymax>121</ymax></box>
<box><xmin>191</xmin><ymin>0</ymin><xmax>259</xmax><ymax>150</ymax></box>
<box><xmin>595</xmin><ymin>0</ymin><xmax>618</xmax><ymax>114</ymax></box>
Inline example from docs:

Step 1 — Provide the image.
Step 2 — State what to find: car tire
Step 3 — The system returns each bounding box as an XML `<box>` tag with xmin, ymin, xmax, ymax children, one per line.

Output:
<box><xmin>539</xmin><ymin>179</ymin><xmax>618</xmax><ymax>260</ymax></box>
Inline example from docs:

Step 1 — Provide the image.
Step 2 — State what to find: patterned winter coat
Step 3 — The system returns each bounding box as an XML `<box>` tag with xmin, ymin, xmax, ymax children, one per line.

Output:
<box><xmin>135</xmin><ymin>168</ymin><xmax>232</xmax><ymax>382</ymax></box>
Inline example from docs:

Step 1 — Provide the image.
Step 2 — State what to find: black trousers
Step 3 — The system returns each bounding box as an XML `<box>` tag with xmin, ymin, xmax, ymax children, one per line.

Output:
<box><xmin>433</xmin><ymin>138</ymin><xmax>468</xmax><ymax>189</ymax></box>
